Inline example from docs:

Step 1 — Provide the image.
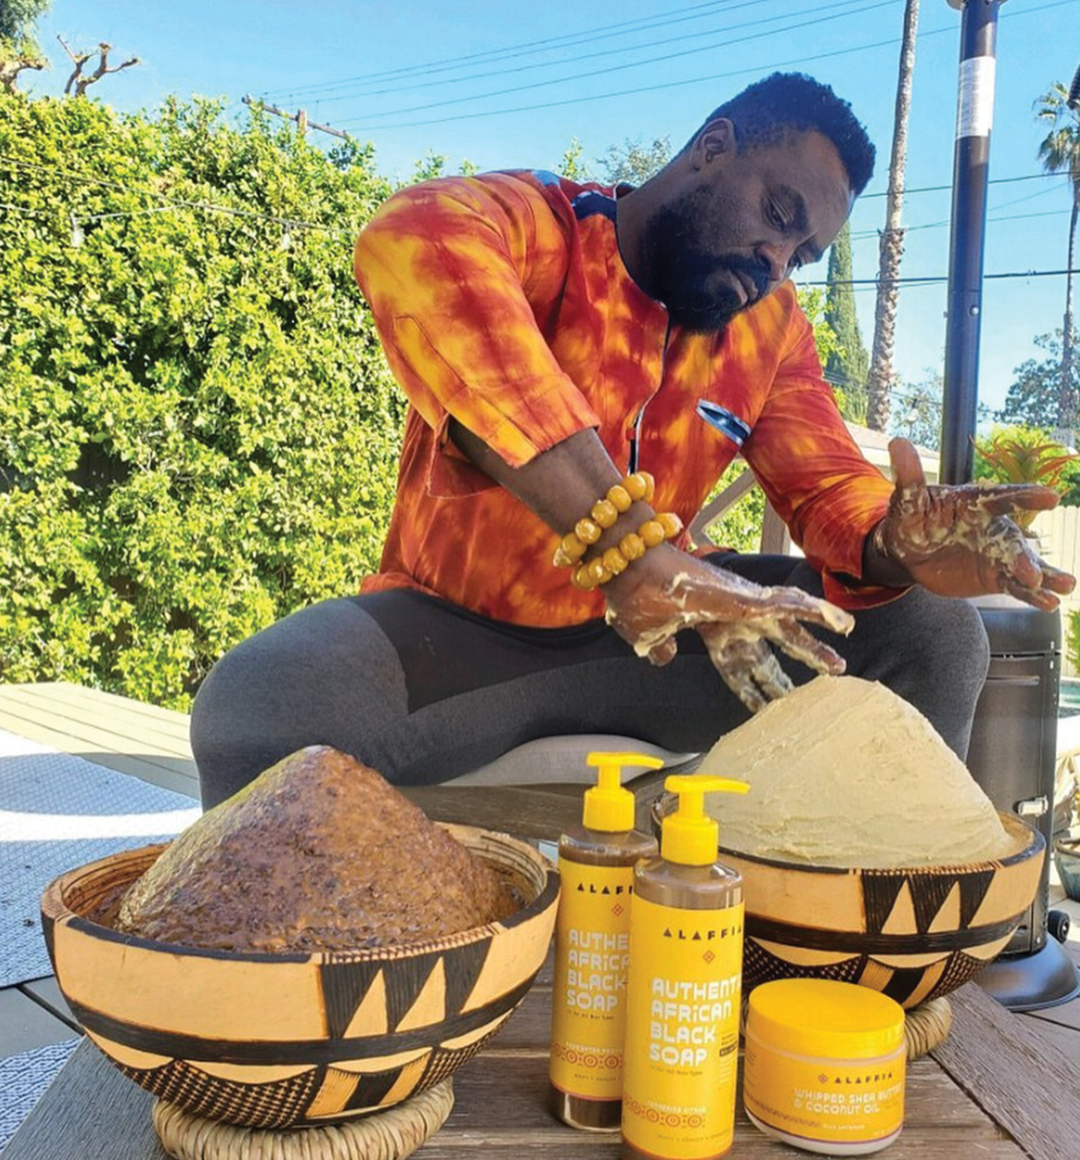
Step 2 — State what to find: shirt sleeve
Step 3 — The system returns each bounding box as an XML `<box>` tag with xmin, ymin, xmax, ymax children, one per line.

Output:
<box><xmin>741</xmin><ymin>291</ymin><xmax>905</xmax><ymax>610</ymax></box>
<box><xmin>353</xmin><ymin>173</ymin><xmax>601</xmax><ymax>479</ymax></box>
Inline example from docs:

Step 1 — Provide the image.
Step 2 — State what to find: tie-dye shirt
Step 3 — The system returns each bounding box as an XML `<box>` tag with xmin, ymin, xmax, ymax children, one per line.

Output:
<box><xmin>354</xmin><ymin>170</ymin><xmax>895</xmax><ymax>627</ymax></box>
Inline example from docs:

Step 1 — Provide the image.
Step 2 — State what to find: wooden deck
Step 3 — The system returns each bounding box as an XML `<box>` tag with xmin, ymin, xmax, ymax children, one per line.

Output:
<box><xmin>3</xmin><ymin>681</ymin><xmax>1080</xmax><ymax>1159</ymax></box>
<box><xmin>0</xmin><ymin>681</ymin><xmax>199</xmax><ymax>799</ymax></box>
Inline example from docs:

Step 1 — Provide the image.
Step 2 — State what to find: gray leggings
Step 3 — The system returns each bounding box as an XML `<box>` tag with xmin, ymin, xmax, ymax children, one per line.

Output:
<box><xmin>190</xmin><ymin>555</ymin><xmax>991</xmax><ymax>808</ymax></box>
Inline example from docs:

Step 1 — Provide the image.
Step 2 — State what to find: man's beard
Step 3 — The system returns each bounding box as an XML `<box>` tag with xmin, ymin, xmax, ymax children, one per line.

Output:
<box><xmin>640</xmin><ymin>201</ymin><xmax>770</xmax><ymax>335</ymax></box>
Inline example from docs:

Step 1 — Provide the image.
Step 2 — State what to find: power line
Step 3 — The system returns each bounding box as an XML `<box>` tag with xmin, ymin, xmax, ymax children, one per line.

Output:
<box><xmin>340</xmin><ymin>0</ymin><xmax>893</xmax><ymax>127</ymax></box>
<box><xmin>803</xmin><ymin>268</ymin><xmax>1076</xmax><ymax>292</ymax></box>
<box><xmin>4</xmin><ymin>153</ymin><xmax>1075</xmax><ymax>287</ymax></box>
<box><xmin>267</xmin><ymin>1</ymin><xmax>758</xmax><ymax>99</ymax></box>
<box><xmin>0</xmin><ymin>155</ymin><xmax>344</xmax><ymax>236</ymax></box>
<box><xmin>824</xmin><ymin>371</ymin><xmax>945</xmax><ymax>412</ymax></box>
<box><xmin>241</xmin><ymin>95</ymin><xmax>351</xmax><ymax>140</ymax></box>
<box><xmin>303</xmin><ymin>0</ymin><xmax>856</xmax><ymax>107</ymax></box>
<box><xmin>852</xmin><ymin>174</ymin><xmax>1073</xmax><ymax>236</ymax></box>
<box><xmin>332</xmin><ymin>0</ymin><xmax>1076</xmax><ymax>132</ymax></box>
<box><xmin>860</xmin><ymin>170</ymin><xmax>1068</xmax><ymax>201</ymax></box>
<box><xmin>3</xmin><ymin>179</ymin><xmax>1072</xmax><ymax>295</ymax></box>
<box><xmin>339</xmin><ymin>31</ymin><xmax>925</xmax><ymax>132</ymax></box>
<box><xmin>851</xmin><ymin>204</ymin><xmax>1074</xmax><ymax>241</ymax></box>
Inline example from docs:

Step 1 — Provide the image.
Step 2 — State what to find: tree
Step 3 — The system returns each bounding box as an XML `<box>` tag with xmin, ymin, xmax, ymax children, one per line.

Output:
<box><xmin>996</xmin><ymin>330</ymin><xmax>1077</xmax><ymax>432</ymax></box>
<box><xmin>0</xmin><ymin>92</ymin><xmax>402</xmax><ymax>708</ymax></box>
<box><xmin>407</xmin><ymin>149</ymin><xmax>478</xmax><ymax>184</ymax></box>
<box><xmin>890</xmin><ymin>370</ymin><xmax>942</xmax><ymax>451</ymax></box>
<box><xmin>1034</xmin><ymin>79</ymin><xmax>1080</xmax><ymax>426</ymax></box>
<box><xmin>559</xmin><ymin>137</ymin><xmax>590</xmax><ymax>182</ymax></box>
<box><xmin>823</xmin><ymin>222</ymin><xmax>869</xmax><ymax>422</ymax></box>
<box><xmin>0</xmin><ymin>0</ymin><xmax>49</xmax><ymax>43</ymax></box>
<box><xmin>58</xmin><ymin>37</ymin><xmax>139</xmax><ymax>97</ymax></box>
<box><xmin>0</xmin><ymin>0</ymin><xmax>50</xmax><ymax>91</ymax></box>
<box><xmin>410</xmin><ymin>149</ymin><xmax>447</xmax><ymax>183</ymax></box>
<box><xmin>866</xmin><ymin>0</ymin><xmax>920</xmax><ymax>432</ymax></box>
<box><xmin>598</xmin><ymin>136</ymin><xmax>671</xmax><ymax>185</ymax></box>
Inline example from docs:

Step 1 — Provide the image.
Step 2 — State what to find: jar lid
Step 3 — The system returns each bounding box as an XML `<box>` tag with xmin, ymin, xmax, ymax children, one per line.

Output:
<box><xmin>747</xmin><ymin>980</ymin><xmax>905</xmax><ymax>1059</ymax></box>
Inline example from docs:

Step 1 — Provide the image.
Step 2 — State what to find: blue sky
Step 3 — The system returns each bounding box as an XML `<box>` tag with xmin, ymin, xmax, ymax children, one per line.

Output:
<box><xmin>23</xmin><ymin>0</ymin><xmax>1080</xmax><ymax>423</ymax></box>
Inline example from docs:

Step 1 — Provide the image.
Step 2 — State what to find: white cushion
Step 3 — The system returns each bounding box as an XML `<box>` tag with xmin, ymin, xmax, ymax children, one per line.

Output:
<box><xmin>447</xmin><ymin>735</ymin><xmax>697</xmax><ymax>786</ymax></box>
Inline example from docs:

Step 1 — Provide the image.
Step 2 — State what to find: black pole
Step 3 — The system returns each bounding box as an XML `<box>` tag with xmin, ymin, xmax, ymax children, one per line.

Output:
<box><xmin>940</xmin><ymin>0</ymin><xmax>1005</xmax><ymax>484</ymax></box>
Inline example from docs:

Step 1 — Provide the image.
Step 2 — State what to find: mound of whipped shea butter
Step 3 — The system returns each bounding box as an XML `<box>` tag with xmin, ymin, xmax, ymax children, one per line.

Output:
<box><xmin>698</xmin><ymin>676</ymin><xmax>1017</xmax><ymax>868</ymax></box>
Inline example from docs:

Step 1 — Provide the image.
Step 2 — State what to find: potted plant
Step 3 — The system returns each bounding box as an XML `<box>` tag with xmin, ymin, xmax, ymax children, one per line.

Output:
<box><xmin>971</xmin><ymin>427</ymin><xmax>1079</xmax><ymax>532</ymax></box>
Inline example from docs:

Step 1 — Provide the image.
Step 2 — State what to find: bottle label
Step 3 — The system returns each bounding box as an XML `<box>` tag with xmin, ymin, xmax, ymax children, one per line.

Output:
<box><xmin>549</xmin><ymin>859</ymin><xmax>635</xmax><ymax>1100</ymax></box>
<box><xmin>743</xmin><ymin>1035</ymin><xmax>905</xmax><ymax>1146</ymax></box>
<box><xmin>621</xmin><ymin>895</ymin><xmax>744</xmax><ymax>1160</ymax></box>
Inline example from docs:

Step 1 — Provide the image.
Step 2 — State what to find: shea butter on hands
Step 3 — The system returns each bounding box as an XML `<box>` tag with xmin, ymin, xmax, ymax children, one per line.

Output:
<box><xmin>698</xmin><ymin>676</ymin><xmax>1015</xmax><ymax>868</ymax></box>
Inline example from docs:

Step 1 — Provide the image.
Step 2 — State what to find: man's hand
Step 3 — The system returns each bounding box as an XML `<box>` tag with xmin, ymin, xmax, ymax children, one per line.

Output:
<box><xmin>448</xmin><ymin>422</ymin><xmax>855</xmax><ymax>712</ymax></box>
<box><xmin>869</xmin><ymin>438</ymin><xmax>1076</xmax><ymax>611</ymax></box>
<box><xmin>604</xmin><ymin>545</ymin><xmax>855</xmax><ymax>712</ymax></box>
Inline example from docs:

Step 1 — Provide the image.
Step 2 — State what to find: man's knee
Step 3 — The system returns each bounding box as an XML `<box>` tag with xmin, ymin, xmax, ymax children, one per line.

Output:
<box><xmin>190</xmin><ymin>628</ymin><xmax>297</xmax><ymax>807</ymax></box>
<box><xmin>190</xmin><ymin>598</ymin><xmax>408</xmax><ymax>808</ymax></box>
<box><xmin>901</xmin><ymin>590</ymin><xmax>990</xmax><ymax>686</ymax></box>
<box><xmin>854</xmin><ymin>590</ymin><xmax>990</xmax><ymax>760</ymax></box>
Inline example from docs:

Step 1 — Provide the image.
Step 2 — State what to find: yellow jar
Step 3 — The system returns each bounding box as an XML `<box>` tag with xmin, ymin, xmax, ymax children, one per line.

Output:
<box><xmin>743</xmin><ymin>980</ymin><xmax>906</xmax><ymax>1156</ymax></box>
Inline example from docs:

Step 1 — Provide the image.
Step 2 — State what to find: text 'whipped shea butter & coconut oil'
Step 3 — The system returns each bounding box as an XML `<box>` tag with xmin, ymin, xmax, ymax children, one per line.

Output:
<box><xmin>620</xmin><ymin>774</ymin><xmax>748</xmax><ymax>1160</ymax></box>
<box><xmin>743</xmin><ymin>978</ymin><xmax>906</xmax><ymax>1155</ymax></box>
<box><xmin>549</xmin><ymin>752</ymin><xmax>662</xmax><ymax>1130</ymax></box>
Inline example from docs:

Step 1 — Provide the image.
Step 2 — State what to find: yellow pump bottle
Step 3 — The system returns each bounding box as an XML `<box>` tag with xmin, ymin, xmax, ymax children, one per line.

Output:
<box><xmin>620</xmin><ymin>774</ymin><xmax>750</xmax><ymax>1160</ymax></box>
<box><xmin>549</xmin><ymin>752</ymin><xmax>663</xmax><ymax>1131</ymax></box>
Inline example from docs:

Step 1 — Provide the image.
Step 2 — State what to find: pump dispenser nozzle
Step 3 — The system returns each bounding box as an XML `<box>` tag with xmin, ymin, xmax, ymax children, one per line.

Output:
<box><xmin>583</xmin><ymin>751</ymin><xmax>665</xmax><ymax>832</ymax></box>
<box><xmin>662</xmin><ymin>774</ymin><xmax>749</xmax><ymax>866</ymax></box>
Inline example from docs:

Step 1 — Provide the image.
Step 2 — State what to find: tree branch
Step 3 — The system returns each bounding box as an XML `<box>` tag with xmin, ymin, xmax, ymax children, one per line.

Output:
<box><xmin>58</xmin><ymin>36</ymin><xmax>139</xmax><ymax>97</ymax></box>
<box><xmin>0</xmin><ymin>51</ymin><xmax>45</xmax><ymax>94</ymax></box>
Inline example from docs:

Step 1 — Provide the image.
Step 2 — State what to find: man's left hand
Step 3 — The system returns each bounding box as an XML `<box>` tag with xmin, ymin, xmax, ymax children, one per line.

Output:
<box><xmin>869</xmin><ymin>438</ymin><xmax>1076</xmax><ymax>611</ymax></box>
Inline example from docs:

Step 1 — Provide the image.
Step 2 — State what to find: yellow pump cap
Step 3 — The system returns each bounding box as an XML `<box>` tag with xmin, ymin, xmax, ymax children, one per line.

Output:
<box><xmin>662</xmin><ymin>774</ymin><xmax>750</xmax><ymax>865</ymax></box>
<box><xmin>582</xmin><ymin>751</ymin><xmax>665</xmax><ymax>832</ymax></box>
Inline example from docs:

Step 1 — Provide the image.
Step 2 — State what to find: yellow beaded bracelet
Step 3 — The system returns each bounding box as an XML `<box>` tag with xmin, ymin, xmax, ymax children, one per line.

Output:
<box><xmin>570</xmin><ymin>511</ymin><xmax>683</xmax><ymax>590</ymax></box>
<box><xmin>552</xmin><ymin>472</ymin><xmax>657</xmax><ymax>567</ymax></box>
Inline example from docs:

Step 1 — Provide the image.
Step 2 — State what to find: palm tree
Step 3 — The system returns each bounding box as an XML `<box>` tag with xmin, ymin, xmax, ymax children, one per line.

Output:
<box><xmin>1035</xmin><ymin>72</ymin><xmax>1080</xmax><ymax>427</ymax></box>
<box><xmin>866</xmin><ymin>0</ymin><xmax>920</xmax><ymax>432</ymax></box>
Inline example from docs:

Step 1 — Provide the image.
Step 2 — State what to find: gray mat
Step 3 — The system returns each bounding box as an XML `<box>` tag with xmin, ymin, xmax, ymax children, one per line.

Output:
<box><xmin>0</xmin><ymin>1037</ymin><xmax>80</xmax><ymax>1152</ymax></box>
<box><xmin>0</xmin><ymin>730</ymin><xmax>199</xmax><ymax>988</ymax></box>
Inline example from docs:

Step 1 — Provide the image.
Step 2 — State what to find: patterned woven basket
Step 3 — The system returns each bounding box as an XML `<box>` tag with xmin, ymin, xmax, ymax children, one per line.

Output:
<box><xmin>41</xmin><ymin>825</ymin><xmax>559</xmax><ymax>1128</ymax></box>
<box><xmin>652</xmin><ymin>801</ymin><xmax>1044</xmax><ymax>1009</ymax></box>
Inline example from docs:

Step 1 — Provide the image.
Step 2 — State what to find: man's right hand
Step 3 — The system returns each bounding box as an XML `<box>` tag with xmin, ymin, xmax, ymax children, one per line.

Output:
<box><xmin>604</xmin><ymin>545</ymin><xmax>855</xmax><ymax>712</ymax></box>
<box><xmin>448</xmin><ymin>421</ymin><xmax>853</xmax><ymax>711</ymax></box>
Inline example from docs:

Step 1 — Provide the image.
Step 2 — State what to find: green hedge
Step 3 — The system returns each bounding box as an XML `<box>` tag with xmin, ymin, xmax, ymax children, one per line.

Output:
<box><xmin>0</xmin><ymin>93</ymin><xmax>404</xmax><ymax>708</ymax></box>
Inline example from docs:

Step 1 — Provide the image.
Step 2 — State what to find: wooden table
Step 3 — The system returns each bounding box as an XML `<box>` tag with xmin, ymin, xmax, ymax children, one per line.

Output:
<box><xmin>4</xmin><ymin>952</ymin><xmax>1080</xmax><ymax>1160</ymax></box>
<box><xmin>4</xmin><ymin>681</ymin><xmax>1080</xmax><ymax>1159</ymax></box>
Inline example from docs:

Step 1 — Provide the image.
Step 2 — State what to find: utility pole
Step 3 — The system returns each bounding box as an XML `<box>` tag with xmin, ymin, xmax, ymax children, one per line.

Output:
<box><xmin>939</xmin><ymin>0</ymin><xmax>1006</xmax><ymax>484</ymax></box>
<box><xmin>242</xmin><ymin>95</ymin><xmax>351</xmax><ymax>141</ymax></box>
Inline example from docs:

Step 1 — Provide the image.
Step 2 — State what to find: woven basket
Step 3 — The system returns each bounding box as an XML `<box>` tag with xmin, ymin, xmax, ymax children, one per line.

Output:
<box><xmin>41</xmin><ymin>825</ymin><xmax>559</xmax><ymax>1128</ymax></box>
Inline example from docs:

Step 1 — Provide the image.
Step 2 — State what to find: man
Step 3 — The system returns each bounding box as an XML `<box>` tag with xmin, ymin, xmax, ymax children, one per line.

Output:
<box><xmin>191</xmin><ymin>72</ymin><xmax>1073</xmax><ymax>808</ymax></box>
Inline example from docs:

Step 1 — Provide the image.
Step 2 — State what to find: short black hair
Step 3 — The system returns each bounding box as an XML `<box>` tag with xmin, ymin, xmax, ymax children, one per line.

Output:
<box><xmin>691</xmin><ymin>72</ymin><xmax>876</xmax><ymax>197</ymax></box>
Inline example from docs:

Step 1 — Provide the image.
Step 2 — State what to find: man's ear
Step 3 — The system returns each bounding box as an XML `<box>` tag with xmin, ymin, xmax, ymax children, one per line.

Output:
<box><xmin>690</xmin><ymin>117</ymin><xmax>736</xmax><ymax>172</ymax></box>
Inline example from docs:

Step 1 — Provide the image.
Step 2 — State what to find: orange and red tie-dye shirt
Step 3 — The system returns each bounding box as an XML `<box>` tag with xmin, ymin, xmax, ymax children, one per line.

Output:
<box><xmin>354</xmin><ymin>169</ymin><xmax>896</xmax><ymax>627</ymax></box>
